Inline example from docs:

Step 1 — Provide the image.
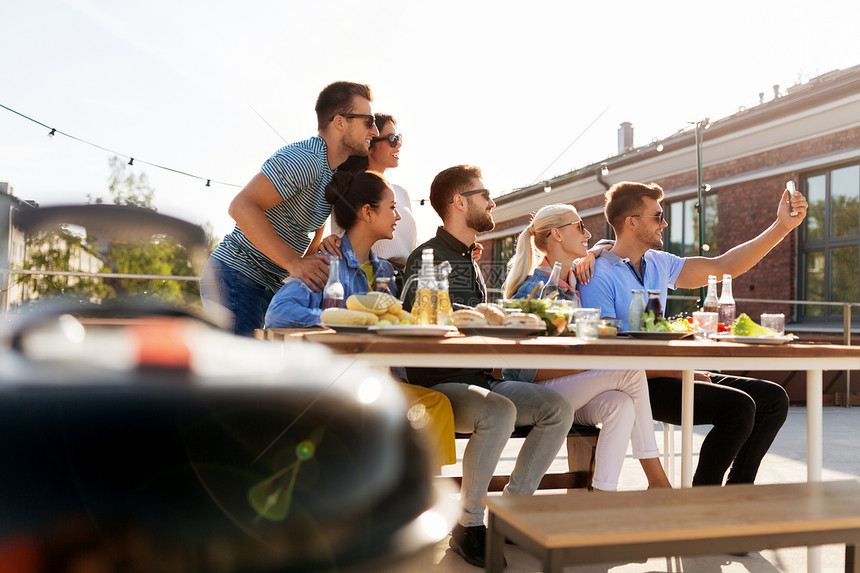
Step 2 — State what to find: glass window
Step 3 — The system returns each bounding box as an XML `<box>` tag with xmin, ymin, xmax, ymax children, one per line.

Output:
<box><xmin>663</xmin><ymin>194</ymin><xmax>719</xmax><ymax>317</ymax></box>
<box><xmin>490</xmin><ymin>235</ymin><xmax>516</xmax><ymax>291</ymax></box>
<box><xmin>830</xmin><ymin>165</ymin><xmax>859</xmax><ymax>238</ymax></box>
<box><xmin>799</xmin><ymin>162</ymin><xmax>860</xmax><ymax>323</ymax></box>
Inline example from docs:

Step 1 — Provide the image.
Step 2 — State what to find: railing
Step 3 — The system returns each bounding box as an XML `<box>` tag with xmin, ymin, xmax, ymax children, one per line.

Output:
<box><xmin>488</xmin><ymin>287</ymin><xmax>858</xmax><ymax>406</ymax></box>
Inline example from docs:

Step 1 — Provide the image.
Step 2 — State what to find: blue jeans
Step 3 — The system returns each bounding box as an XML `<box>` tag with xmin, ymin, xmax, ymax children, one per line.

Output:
<box><xmin>200</xmin><ymin>257</ymin><xmax>274</xmax><ymax>337</ymax></box>
<box><xmin>431</xmin><ymin>380</ymin><xmax>573</xmax><ymax>527</ymax></box>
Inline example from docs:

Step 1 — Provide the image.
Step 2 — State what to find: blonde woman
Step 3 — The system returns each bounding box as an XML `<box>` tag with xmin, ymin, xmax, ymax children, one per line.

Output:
<box><xmin>501</xmin><ymin>204</ymin><xmax>670</xmax><ymax>491</ymax></box>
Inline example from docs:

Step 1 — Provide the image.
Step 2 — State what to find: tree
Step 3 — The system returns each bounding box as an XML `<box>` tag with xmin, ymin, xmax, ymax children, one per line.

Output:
<box><xmin>14</xmin><ymin>157</ymin><xmax>206</xmax><ymax>312</ymax></box>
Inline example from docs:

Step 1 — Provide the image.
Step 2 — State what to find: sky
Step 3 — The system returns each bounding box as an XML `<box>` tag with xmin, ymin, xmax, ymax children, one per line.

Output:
<box><xmin>2</xmin><ymin>0</ymin><xmax>859</xmax><ymax>242</ymax></box>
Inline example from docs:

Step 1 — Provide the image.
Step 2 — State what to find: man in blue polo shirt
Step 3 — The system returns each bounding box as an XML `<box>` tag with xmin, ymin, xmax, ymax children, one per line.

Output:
<box><xmin>201</xmin><ymin>81</ymin><xmax>379</xmax><ymax>336</ymax></box>
<box><xmin>580</xmin><ymin>180</ymin><xmax>807</xmax><ymax>486</ymax></box>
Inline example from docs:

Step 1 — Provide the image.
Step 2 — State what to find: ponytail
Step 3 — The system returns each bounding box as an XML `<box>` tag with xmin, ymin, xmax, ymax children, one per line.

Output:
<box><xmin>503</xmin><ymin>225</ymin><xmax>538</xmax><ymax>299</ymax></box>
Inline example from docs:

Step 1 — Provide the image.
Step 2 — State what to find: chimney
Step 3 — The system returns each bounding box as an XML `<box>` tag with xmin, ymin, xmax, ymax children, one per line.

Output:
<box><xmin>617</xmin><ymin>122</ymin><xmax>634</xmax><ymax>154</ymax></box>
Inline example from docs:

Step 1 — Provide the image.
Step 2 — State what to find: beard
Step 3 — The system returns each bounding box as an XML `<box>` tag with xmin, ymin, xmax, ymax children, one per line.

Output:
<box><xmin>465</xmin><ymin>203</ymin><xmax>495</xmax><ymax>233</ymax></box>
<box><xmin>635</xmin><ymin>224</ymin><xmax>664</xmax><ymax>250</ymax></box>
<box><xmin>342</xmin><ymin>131</ymin><xmax>369</xmax><ymax>156</ymax></box>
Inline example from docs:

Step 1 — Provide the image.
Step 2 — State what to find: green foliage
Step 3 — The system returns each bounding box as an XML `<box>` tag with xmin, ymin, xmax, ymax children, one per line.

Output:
<box><xmin>15</xmin><ymin>157</ymin><xmax>203</xmax><ymax>312</ymax></box>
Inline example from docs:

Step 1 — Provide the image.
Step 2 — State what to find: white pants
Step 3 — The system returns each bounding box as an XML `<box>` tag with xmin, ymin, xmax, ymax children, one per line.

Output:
<box><xmin>538</xmin><ymin>370</ymin><xmax>659</xmax><ymax>491</ymax></box>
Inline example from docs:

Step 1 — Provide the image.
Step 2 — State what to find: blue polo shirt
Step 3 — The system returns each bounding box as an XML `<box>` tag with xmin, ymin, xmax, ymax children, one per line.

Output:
<box><xmin>578</xmin><ymin>249</ymin><xmax>686</xmax><ymax>327</ymax></box>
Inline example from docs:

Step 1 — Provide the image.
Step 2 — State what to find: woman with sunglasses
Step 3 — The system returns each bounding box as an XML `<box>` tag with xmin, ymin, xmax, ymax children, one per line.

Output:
<box><xmin>265</xmin><ymin>169</ymin><xmax>456</xmax><ymax>470</ymax></box>
<box><xmin>501</xmin><ymin>204</ymin><xmax>671</xmax><ymax>491</ymax></box>
<box><xmin>320</xmin><ymin>114</ymin><xmax>417</xmax><ymax>290</ymax></box>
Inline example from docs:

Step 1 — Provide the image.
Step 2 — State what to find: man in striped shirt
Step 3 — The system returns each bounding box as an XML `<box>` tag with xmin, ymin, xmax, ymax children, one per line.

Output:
<box><xmin>201</xmin><ymin>81</ymin><xmax>379</xmax><ymax>336</ymax></box>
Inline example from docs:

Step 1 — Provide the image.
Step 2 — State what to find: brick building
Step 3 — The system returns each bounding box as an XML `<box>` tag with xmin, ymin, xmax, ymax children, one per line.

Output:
<box><xmin>477</xmin><ymin>65</ymin><xmax>860</xmax><ymax>404</ymax></box>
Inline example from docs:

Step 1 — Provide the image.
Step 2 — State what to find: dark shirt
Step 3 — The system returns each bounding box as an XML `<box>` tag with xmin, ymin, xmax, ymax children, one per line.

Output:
<box><xmin>404</xmin><ymin>227</ymin><xmax>492</xmax><ymax>389</ymax></box>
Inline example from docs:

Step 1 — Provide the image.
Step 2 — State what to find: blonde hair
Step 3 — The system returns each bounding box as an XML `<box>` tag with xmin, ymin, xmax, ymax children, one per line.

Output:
<box><xmin>503</xmin><ymin>204</ymin><xmax>578</xmax><ymax>299</ymax></box>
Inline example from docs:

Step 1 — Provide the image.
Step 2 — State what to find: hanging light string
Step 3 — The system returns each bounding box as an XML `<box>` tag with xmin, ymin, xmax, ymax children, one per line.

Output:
<box><xmin>0</xmin><ymin>102</ymin><xmax>241</xmax><ymax>188</ymax></box>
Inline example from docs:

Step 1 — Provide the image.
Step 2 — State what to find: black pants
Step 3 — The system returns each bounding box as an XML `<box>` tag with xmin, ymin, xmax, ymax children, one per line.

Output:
<box><xmin>648</xmin><ymin>374</ymin><xmax>789</xmax><ymax>486</ymax></box>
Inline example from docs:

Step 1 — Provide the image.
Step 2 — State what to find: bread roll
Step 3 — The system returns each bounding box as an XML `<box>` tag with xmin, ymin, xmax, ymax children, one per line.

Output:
<box><xmin>503</xmin><ymin>313</ymin><xmax>543</xmax><ymax>328</ymax></box>
<box><xmin>451</xmin><ymin>309</ymin><xmax>488</xmax><ymax>327</ymax></box>
<box><xmin>321</xmin><ymin>307</ymin><xmax>379</xmax><ymax>326</ymax></box>
<box><xmin>346</xmin><ymin>292</ymin><xmax>402</xmax><ymax>315</ymax></box>
<box><xmin>475</xmin><ymin>303</ymin><xmax>505</xmax><ymax>325</ymax></box>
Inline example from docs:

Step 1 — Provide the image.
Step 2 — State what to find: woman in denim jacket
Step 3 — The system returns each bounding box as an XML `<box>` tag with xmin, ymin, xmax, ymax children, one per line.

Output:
<box><xmin>265</xmin><ymin>170</ymin><xmax>399</xmax><ymax>327</ymax></box>
<box><xmin>265</xmin><ymin>169</ymin><xmax>456</xmax><ymax>468</ymax></box>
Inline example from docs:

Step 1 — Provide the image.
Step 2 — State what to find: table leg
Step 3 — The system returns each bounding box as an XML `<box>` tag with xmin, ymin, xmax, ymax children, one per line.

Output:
<box><xmin>807</xmin><ymin>369</ymin><xmax>824</xmax><ymax>573</ymax></box>
<box><xmin>681</xmin><ymin>369</ymin><xmax>694</xmax><ymax>488</ymax></box>
<box><xmin>486</xmin><ymin>513</ymin><xmax>505</xmax><ymax>573</ymax></box>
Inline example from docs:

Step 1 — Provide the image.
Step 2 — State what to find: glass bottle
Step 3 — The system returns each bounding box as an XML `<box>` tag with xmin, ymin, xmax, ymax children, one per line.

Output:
<box><xmin>435</xmin><ymin>260</ymin><xmax>453</xmax><ymax>326</ymax></box>
<box><xmin>540</xmin><ymin>261</ymin><xmax>563</xmax><ymax>299</ymax></box>
<box><xmin>702</xmin><ymin>274</ymin><xmax>719</xmax><ymax>313</ymax></box>
<box><xmin>415</xmin><ymin>249</ymin><xmax>437</xmax><ymax>325</ymax></box>
<box><xmin>628</xmin><ymin>289</ymin><xmax>646</xmax><ymax>331</ymax></box>
<box><xmin>322</xmin><ymin>254</ymin><xmax>344</xmax><ymax>309</ymax></box>
<box><xmin>645</xmin><ymin>289</ymin><xmax>663</xmax><ymax>319</ymax></box>
<box><xmin>718</xmin><ymin>274</ymin><xmax>736</xmax><ymax>327</ymax></box>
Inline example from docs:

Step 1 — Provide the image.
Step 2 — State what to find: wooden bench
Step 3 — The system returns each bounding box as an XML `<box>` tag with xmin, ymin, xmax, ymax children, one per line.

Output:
<box><xmin>484</xmin><ymin>479</ymin><xmax>860</xmax><ymax>573</ymax></box>
<box><xmin>449</xmin><ymin>425</ymin><xmax>600</xmax><ymax>492</ymax></box>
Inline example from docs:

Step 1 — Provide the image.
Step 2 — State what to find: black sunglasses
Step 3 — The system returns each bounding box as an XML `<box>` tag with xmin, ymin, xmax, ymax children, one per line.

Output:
<box><xmin>340</xmin><ymin>113</ymin><xmax>377</xmax><ymax>129</ymax></box>
<box><xmin>448</xmin><ymin>188</ymin><xmax>490</xmax><ymax>204</ymax></box>
<box><xmin>630</xmin><ymin>211</ymin><xmax>665</xmax><ymax>224</ymax></box>
<box><xmin>546</xmin><ymin>219</ymin><xmax>586</xmax><ymax>237</ymax></box>
<box><xmin>370</xmin><ymin>133</ymin><xmax>403</xmax><ymax>147</ymax></box>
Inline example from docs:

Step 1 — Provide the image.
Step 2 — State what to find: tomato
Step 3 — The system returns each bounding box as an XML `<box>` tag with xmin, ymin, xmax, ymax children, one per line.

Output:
<box><xmin>717</xmin><ymin>322</ymin><xmax>730</xmax><ymax>333</ymax></box>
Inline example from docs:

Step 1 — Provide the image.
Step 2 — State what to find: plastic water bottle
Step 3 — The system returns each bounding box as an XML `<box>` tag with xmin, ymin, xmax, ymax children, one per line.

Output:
<box><xmin>628</xmin><ymin>289</ymin><xmax>646</xmax><ymax>331</ymax></box>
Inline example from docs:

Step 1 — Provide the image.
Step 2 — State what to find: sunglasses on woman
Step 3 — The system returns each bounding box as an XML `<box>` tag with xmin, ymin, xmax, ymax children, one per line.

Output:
<box><xmin>546</xmin><ymin>219</ymin><xmax>587</xmax><ymax>237</ymax></box>
<box><xmin>370</xmin><ymin>133</ymin><xmax>403</xmax><ymax>147</ymax></box>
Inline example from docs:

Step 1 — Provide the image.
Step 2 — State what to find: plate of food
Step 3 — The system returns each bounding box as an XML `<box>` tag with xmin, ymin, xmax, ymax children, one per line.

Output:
<box><xmin>712</xmin><ymin>334</ymin><xmax>796</xmax><ymax>345</ymax></box>
<box><xmin>452</xmin><ymin>304</ymin><xmax>548</xmax><ymax>336</ymax></box>
<box><xmin>369</xmin><ymin>325</ymin><xmax>458</xmax><ymax>337</ymax></box>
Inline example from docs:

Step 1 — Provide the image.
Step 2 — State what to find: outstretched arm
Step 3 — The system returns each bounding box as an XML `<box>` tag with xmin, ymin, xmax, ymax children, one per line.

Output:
<box><xmin>675</xmin><ymin>186</ymin><xmax>808</xmax><ymax>288</ymax></box>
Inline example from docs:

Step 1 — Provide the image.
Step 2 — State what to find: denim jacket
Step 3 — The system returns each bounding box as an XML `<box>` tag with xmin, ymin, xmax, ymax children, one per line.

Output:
<box><xmin>264</xmin><ymin>234</ymin><xmax>396</xmax><ymax>328</ymax></box>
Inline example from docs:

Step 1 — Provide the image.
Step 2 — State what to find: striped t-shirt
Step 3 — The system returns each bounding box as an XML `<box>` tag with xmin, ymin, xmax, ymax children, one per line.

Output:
<box><xmin>211</xmin><ymin>136</ymin><xmax>333</xmax><ymax>291</ymax></box>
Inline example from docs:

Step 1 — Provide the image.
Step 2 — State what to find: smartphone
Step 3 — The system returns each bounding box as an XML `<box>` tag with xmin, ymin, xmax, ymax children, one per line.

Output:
<box><xmin>787</xmin><ymin>180</ymin><xmax>798</xmax><ymax>216</ymax></box>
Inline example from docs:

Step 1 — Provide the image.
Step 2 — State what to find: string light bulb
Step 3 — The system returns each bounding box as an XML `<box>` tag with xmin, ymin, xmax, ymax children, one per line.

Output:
<box><xmin>205</xmin><ymin>180</ymin><xmax>211</xmax><ymax>187</ymax></box>
<box><xmin>48</xmin><ymin>128</ymin><xmax>56</xmax><ymax>137</ymax></box>
<box><xmin>128</xmin><ymin>158</ymin><xmax>134</xmax><ymax>166</ymax></box>
<box><xmin>543</xmin><ymin>182</ymin><xmax>552</xmax><ymax>193</ymax></box>
<box><xmin>600</xmin><ymin>163</ymin><xmax>609</xmax><ymax>176</ymax></box>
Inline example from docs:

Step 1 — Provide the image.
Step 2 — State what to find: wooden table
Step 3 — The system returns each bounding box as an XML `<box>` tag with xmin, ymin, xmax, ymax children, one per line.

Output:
<box><xmin>261</xmin><ymin>329</ymin><xmax>860</xmax><ymax>573</ymax></box>
<box><xmin>483</xmin><ymin>479</ymin><xmax>860</xmax><ymax>573</ymax></box>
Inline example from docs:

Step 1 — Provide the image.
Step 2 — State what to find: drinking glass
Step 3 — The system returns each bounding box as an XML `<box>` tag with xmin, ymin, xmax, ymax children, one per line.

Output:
<box><xmin>761</xmin><ymin>313</ymin><xmax>785</xmax><ymax>335</ymax></box>
<box><xmin>692</xmin><ymin>311</ymin><xmax>718</xmax><ymax>341</ymax></box>
<box><xmin>573</xmin><ymin>308</ymin><xmax>600</xmax><ymax>341</ymax></box>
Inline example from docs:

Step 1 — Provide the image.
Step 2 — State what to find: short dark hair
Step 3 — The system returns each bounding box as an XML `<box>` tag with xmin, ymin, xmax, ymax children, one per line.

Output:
<box><xmin>315</xmin><ymin>81</ymin><xmax>374</xmax><ymax>131</ymax></box>
<box><xmin>373</xmin><ymin>113</ymin><xmax>396</xmax><ymax>134</ymax></box>
<box><xmin>604</xmin><ymin>181</ymin><xmax>664</xmax><ymax>231</ymax></box>
<box><xmin>324</xmin><ymin>170</ymin><xmax>390</xmax><ymax>230</ymax></box>
<box><xmin>429</xmin><ymin>165</ymin><xmax>483</xmax><ymax>220</ymax></box>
